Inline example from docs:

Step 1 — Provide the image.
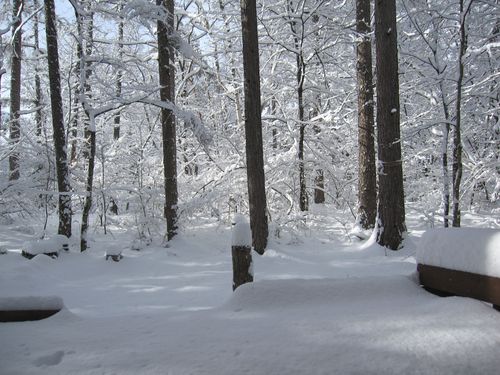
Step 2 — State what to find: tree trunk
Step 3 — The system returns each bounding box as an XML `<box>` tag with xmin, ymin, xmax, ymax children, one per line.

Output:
<box><xmin>0</xmin><ymin>35</ymin><xmax>4</xmax><ymax>128</ymax></box>
<box><xmin>44</xmin><ymin>0</ymin><xmax>72</xmax><ymax>239</ymax></box>
<box><xmin>114</xmin><ymin>4</ymin><xmax>124</xmax><ymax>141</ymax></box>
<box><xmin>77</xmin><ymin>5</ymin><xmax>95</xmax><ymax>252</ymax></box>
<box><xmin>232</xmin><ymin>245</ymin><xmax>253</xmax><ymax>290</ymax></box>
<box><xmin>34</xmin><ymin>0</ymin><xmax>43</xmax><ymax>138</ymax></box>
<box><xmin>157</xmin><ymin>0</ymin><xmax>178</xmax><ymax>241</ymax></box>
<box><xmin>81</xmin><ymin>127</ymin><xmax>96</xmax><ymax>251</ymax></box>
<box><xmin>297</xmin><ymin>57</ymin><xmax>308</xmax><ymax>211</ymax></box>
<box><xmin>9</xmin><ymin>0</ymin><xmax>23</xmax><ymax>181</ymax></box>
<box><xmin>452</xmin><ymin>0</ymin><xmax>470</xmax><ymax>228</ymax></box>
<box><xmin>374</xmin><ymin>0</ymin><xmax>406</xmax><ymax>250</ymax></box>
<box><xmin>356</xmin><ymin>0</ymin><xmax>377</xmax><ymax>229</ymax></box>
<box><xmin>240</xmin><ymin>0</ymin><xmax>269</xmax><ymax>254</ymax></box>
<box><xmin>69</xmin><ymin>8</ymin><xmax>82</xmax><ymax>164</ymax></box>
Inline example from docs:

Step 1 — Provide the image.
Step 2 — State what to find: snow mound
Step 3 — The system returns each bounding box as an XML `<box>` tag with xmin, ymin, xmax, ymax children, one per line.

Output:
<box><xmin>417</xmin><ymin>228</ymin><xmax>500</xmax><ymax>277</ymax></box>
<box><xmin>224</xmin><ymin>276</ymin><xmax>425</xmax><ymax>312</ymax></box>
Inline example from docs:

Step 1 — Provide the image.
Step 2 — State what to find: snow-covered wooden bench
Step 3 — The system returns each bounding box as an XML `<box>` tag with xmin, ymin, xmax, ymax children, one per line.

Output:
<box><xmin>0</xmin><ymin>296</ymin><xmax>63</xmax><ymax>322</ymax></box>
<box><xmin>416</xmin><ymin>228</ymin><xmax>500</xmax><ymax>311</ymax></box>
<box><xmin>22</xmin><ymin>235</ymin><xmax>69</xmax><ymax>259</ymax></box>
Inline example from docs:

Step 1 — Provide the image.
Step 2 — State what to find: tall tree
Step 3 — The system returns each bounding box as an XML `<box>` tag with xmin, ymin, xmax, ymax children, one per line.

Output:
<box><xmin>9</xmin><ymin>0</ymin><xmax>23</xmax><ymax>181</ymax></box>
<box><xmin>157</xmin><ymin>0</ymin><xmax>178</xmax><ymax>241</ymax></box>
<box><xmin>78</xmin><ymin>4</ymin><xmax>95</xmax><ymax>252</ymax></box>
<box><xmin>356</xmin><ymin>0</ymin><xmax>377</xmax><ymax>229</ymax></box>
<box><xmin>44</xmin><ymin>0</ymin><xmax>72</xmax><ymax>239</ymax></box>
<box><xmin>240</xmin><ymin>0</ymin><xmax>268</xmax><ymax>254</ymax></box>
<box><xmin>452</xmin><ymin>0</ymin><xmax>472</xmax><ymax>227</ymax></box>
<box><xmin>374</xmin><ymin>0</ymin><xmax>406</xmax><ymax>250</ymax></box>
<box><xmin>113</xmin><ymin>1</ymin><xmax>124</xmax><ymax>140</ymax></box>
<box><xmin>33</xmin><ymin>0</ymin><xmax>43</xmax><ymax>138</ymax></box>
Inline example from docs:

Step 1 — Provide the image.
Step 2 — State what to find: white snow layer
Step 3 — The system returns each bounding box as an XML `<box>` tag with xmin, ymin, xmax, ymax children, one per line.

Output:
<box><xmin>23</xmin><ymin>235</ymin><xmax>68</xmax><ymax>255</ymax></box>
<box><xmin>417</xmin><ymin>228</ymin><xmax>500</xmax><ymax>277</ymax></box>
<box><xmin>231</xmin><ymin>214</ymin><xmax>252</xmax><ymax>247</ymax></box>
<box><xmin>1</xmin><ymin>211</ymin><xmax>499</xmax><ymax>374</ymax></box>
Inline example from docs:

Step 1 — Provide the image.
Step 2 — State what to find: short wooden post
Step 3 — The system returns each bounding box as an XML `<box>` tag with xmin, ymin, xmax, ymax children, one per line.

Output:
<box><xmin>232</xmin><ymin>215</ymin><xmax>253</xmax><ymax>291</ymax></box>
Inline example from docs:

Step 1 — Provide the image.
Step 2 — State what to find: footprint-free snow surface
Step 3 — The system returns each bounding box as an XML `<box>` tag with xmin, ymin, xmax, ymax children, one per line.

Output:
<box><xmin>1</xmin><ymin>210</ymin><xmax>499</xmax><ymax>374</ymax></box>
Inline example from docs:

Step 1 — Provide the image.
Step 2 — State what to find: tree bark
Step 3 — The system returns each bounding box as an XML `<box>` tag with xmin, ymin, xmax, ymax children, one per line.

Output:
<box><xmin>374</xmin><ymin>0</ymin><xmax>406</xmax><ymax>250</ymax></box>
<box><xmin>44</xmin><ymin>0</ymin><xmax>72</xmax><ymax>239</ymax></box>
<box><xmin>114</xmin><ymin>3</ymin><xmax>124</xmax><ymax>141</ymax></box>
<box><xmin>452</xmin><ymin>0</ymin><xmax>469</xmax><ymax>228</ymax></box>
<box><xmin>76</xmin><ymin>5</ymin><xmax>96</xmax><ymax>252</ymax></box>
<box><xmin>157</xmin><ymin>0</ymin><xmax>178</xmax><ymax>241</ymax></box>
<box><xmin>232</xmin><ymin>245</ymin><xmax>253</xmax><ymax>290</ymax></box>
<box><xmin>34</xmin><ymin>0</ymin><xmax>43</xmax><ymax>138</ymax></box>
<box><xmin>80</xmin><ymin>127</ymin><xmax>96</xmax><ymax>251</ymax></box>
<box><xmin>297</xmin><ymin>56</ymin><xmax>308</xmax><ymax>212</ymax></box>
<box><xmin>9</xmin><ymin>0</ymin><xmax>23</xmax><ymax>181</ymax></box>
<box><xmin>356</xmin><ymin>0</ymin><xmax>377</xmax><ymax>229</ymax></box>
<box><xmin>240</xmin><ymin>0</ymin><xmax>269</xmax><ymax>254</ymax></box>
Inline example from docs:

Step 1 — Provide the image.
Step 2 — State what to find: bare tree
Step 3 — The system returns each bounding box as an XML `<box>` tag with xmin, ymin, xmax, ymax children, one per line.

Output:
<box><xmin>113</xmin><ymin>1</ymin><xmax>124</xmax><ymax>140</ymax></box>
<box><xmin>374</xmin><ymin>0</ymin><xmax>406</xmax><ymax>250</ymax></box>
<box><xmin>9</xmin><ymin>0</ymin><xmax>23</xmax><ymax>181</ymax></box>
<box><xmin>356</xmin><ymin>0</ymin><xmax>377</xmax><ymax>229</ymax></box>
<box><xmin>157</xmin><ymin>0</ymin><xmax>178</xmax><ymax>240</ymax></box>
<box><xmin>452</xmin><ymin>0</ymin><xmax>473</xmax><ymax>227</ymax></box>
<box><xmin>34</xmin><ymin>0</ymin><xmax>43</xmax><ymax>137</ymax></box>
<box><xmin>240</xmin><ymin>0</ymin><xmax>268</xmax><ymax>254</ymax></box>
<box><xmin>44</xmin><ymin>0</ymin><xmax>72</xmax><ymax>239</ymax></box>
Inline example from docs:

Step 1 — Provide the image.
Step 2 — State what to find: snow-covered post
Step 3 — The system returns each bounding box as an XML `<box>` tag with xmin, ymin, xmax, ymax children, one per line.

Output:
<box><xmin>231</xmin><ymin>214</ymin><xmax>253</xmax><ymax>291</ymax></box>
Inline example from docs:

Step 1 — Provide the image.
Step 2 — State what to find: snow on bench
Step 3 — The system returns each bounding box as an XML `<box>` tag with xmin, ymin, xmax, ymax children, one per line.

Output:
<box><xmin>22</xmin><ymin>235</ymin><xmax>69</xmax><ymax>259</ymax></box>
<box><xmin>416</xmin><ymin>228</ymin><xmax>500</xmax><ymax>310</ymax></box>
<box><xmin>0</xmin><ymin>296</ymin><xmax>64</xmax><ymax>322</ymax></box>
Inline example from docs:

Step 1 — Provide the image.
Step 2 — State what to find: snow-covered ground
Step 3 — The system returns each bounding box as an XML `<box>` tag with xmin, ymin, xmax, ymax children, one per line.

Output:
<box><xmin>1</xmin><ymin>207</ymin><xmax>499</xmax><ymax>374</ymax></box>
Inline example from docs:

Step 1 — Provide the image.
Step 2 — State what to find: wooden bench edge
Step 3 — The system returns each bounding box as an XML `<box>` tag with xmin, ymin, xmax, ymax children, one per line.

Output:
<box><xmin>417</xmin><ymin>263</ymin><xmax>500</xmax><ymax>308</ymax></box>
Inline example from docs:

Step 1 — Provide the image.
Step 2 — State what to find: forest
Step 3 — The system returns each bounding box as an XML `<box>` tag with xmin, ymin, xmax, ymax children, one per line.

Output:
<box><xmin>0</xmin><ymin>0</ymin><xmax>499</xmax><ymax>374</ymax></box>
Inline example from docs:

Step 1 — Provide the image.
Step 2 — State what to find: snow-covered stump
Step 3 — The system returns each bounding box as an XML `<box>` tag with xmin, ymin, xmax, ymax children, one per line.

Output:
<box><xmin>21</xmin><ymin>235</ymin><xmax>68</xmax><ymax>259</ymax></box>
<box><xmin>417</xmin><ymin>229</ymin><xmax>500</xmax><ymax>311</ymax></box>
<box><xmin>232</xmin><ymin>215</ymin><xmax>253</xmax><ymax>291</ymax></box>
<box><xmin>0</xmin><ymin>296</ymin><xmax>63</xmax><ymax>322</ymax></box>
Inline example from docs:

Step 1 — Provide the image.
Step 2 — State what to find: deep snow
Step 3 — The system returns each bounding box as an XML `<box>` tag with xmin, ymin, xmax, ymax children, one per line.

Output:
<box><xmin>0</xmin><ymin>207</ymin><xmax>499</xmax><ymax>374</ymax></box>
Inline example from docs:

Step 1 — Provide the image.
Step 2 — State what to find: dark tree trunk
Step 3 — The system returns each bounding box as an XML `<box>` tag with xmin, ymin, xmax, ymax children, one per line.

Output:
<box><xmin>232</xmin><ymin>245</ymin><xmax>253</xmax><ymax>290</ymax></box>
<box><xmin>157</xmin><ymin>0</ymin><xmax>178</xmax><ymax>241</ymax></box>
<box><xmin>452</xmin><ymin>0</ymin><xmax>470</xmax><ymax>228</ymax></box>
<box><xmin>297</xmin><ymin>57</ymin><xmax>308</xmax><ymax>212</ymax></box>
<box><xmin>34</xmin><ymin>0</ymin><xmax>43</xmax><ymax>138</ymax></box>
<box><xmin>374</xmin><ymin>0</ymin><xmax>406</xmax><ymax>250</ymax></box>
<box><xmin>314</xmin><ymin>169</ymin><xmax>325</xmax><ymax>204</ymax></box>
<box><xmin>240</xmin><ymin>0</ymin><xmax>269</xmax><ymax>254</ymax></box>
<box><xmin>114</xmin><ymin>4</ymin><xmax>124</xmax><ymax>141</ymax></box>
<box><xmin>44</xmin><ymin>0</ymin><xmax>72</xmax><ymax>239</ymax></box>
<box><xmin>9</xmin><ymin>0</ymin><xmax>23</xmax><ymax>181</ymax></box>
<box><xmin>356</xmin><ymin>0</ymin><xmax>377</xmax><ymax>229</ymax></box>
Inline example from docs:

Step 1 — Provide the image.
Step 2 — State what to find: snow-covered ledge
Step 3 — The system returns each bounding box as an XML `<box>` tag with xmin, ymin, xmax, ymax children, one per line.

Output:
<box><xmin>416</xmin><ymin>228</ymin><xmax>500</xmax><ymax>310</ymax></box>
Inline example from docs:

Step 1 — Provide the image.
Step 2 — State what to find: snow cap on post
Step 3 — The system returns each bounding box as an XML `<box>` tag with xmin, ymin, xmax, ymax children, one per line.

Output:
<box><xmin>232</xmin><ymin>214</ymin><xmax>252</xmax><ymax>248</ymax></box>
